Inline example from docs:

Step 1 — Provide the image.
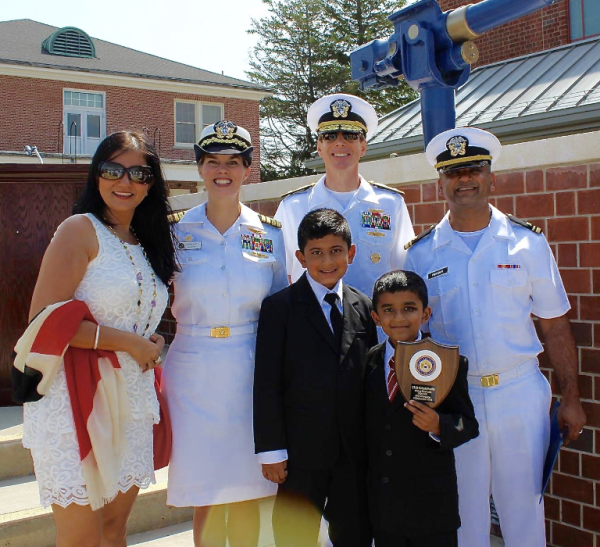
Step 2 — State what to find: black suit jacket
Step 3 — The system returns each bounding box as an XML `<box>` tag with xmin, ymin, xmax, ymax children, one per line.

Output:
<box><xmin>365</xmin><ymin>342</ymin><xmax>479</xmax><ymax>537</ymax></box>
<box><xmin>254</xmin><ymin>273</ymin><xmax>378</xmax><ymax>470</ymax></box>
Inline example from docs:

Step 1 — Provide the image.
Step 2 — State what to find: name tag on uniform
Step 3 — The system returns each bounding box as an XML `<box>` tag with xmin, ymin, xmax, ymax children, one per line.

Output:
<box><xmin>178</xmin><ymin>233</ymin><xmax>202</xmax><ymax>250</ymax></box>
<box><xmin>179</xmin><ymin>241</ymin><xmax>202</xmax><ymax>250</ymax></box>
<box><xmin>427</xmin><ymin>267</ymin><xmax>448</xmax><ymax>280</ymax></box>
<box><xmin>497</xmin><ymin>264</ymin><xmax>521</xmax><ymax>269</ymax></box>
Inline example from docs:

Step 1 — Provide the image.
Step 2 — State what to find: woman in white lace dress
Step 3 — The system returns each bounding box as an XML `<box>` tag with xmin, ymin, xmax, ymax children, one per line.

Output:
<box><xmin>23</xmin><ymin>131</ymin><xmax>178</xmax><ymax>547</ymax></box>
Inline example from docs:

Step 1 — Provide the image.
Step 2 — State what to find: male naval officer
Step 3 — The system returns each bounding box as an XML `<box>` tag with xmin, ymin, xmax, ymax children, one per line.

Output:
<box><xmin>404</xmin><ymin>127</ymin><xmax>586</xmax><ymax>547</ymax></box>
<box><xmin>275</xmin><ymin>93</ymin><xmax>414</xmax><ymax>298</ymax></box>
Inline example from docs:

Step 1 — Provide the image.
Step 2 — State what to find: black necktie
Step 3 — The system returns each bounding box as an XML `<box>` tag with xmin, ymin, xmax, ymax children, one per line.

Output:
<box><xmin>324</xmin><ymin>293</ymin><xmax>343</xmax><ymax>346</ymax></box>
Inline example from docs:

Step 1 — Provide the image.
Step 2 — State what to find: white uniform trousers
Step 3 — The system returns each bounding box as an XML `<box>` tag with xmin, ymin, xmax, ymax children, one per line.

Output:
<box><xmin>456</xmin><ymin>362</ymin><xmax>551</xmax><ymax>547</ymax></box>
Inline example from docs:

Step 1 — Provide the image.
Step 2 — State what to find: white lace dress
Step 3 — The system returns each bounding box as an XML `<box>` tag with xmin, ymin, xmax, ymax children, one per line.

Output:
<box><xmin>22</xmin><ymin>213</ymin><xmax>168</xmax><ymax>509</ymax></box>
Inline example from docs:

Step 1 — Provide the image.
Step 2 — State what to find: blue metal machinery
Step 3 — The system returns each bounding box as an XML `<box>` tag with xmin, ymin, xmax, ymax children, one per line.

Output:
<box><xmin>350</xmin><ymin>0</ymin><xmax>561</xmax><ymax>147</ymax></box>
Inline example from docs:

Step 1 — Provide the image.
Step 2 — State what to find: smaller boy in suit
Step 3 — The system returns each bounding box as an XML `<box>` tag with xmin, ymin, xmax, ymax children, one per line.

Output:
<box><xmin>365</xmin><ymin>271</ymin><xmax>479</xmax><ymax>547</ymax></box>
<box><xmin>254</xmin><ymin>208</ymin><xmax>378</xmax><ymax>547</ymax></box>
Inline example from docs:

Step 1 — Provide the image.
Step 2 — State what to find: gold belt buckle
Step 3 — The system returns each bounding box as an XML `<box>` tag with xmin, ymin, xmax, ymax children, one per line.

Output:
<box><xmin>210</xmin><ymin>326</ymin><xmax>230</xmax><ymax>338</ymax></box>
<box><xmin>480</xmin><ymin>374</ymin><xmax>499</xmax><ymax>388</ymax></box>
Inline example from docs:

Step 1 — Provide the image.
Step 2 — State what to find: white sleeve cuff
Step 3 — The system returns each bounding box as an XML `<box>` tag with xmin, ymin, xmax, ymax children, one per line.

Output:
<box><xmin>257</xmin><ymin>449</ymin><xmax>288</xmax><ymax>464</ymax></box>
<box><xmin>429</xmin><ymin>433</ymin><xmax>441</xmax><ymax>443</ymax></box>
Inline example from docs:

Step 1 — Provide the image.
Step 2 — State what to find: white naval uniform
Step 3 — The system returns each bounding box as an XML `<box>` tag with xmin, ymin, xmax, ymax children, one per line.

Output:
<box><xmin>404</xmin><ymin>205</ymin><xmax>570</xmax><ymax>547</ymax></box>
<box><xmin>275</xmin><ymin>175</ymin><xmax>414</xmax><ymax>298</ymax></box>
<box><xmin>162</xmin><ymin>203</ymin><xmax>288</xmax><ymax>507</ymax></box>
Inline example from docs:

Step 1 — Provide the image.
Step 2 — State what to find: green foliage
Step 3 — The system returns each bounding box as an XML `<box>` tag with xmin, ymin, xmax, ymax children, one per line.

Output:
<box><xmin>248</xmin><ymin>0</ymin><xmax>417</xmax><ymax>181</ymax></box>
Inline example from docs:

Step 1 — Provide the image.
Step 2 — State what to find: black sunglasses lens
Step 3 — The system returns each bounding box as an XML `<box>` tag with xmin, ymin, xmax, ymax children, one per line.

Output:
<box><xmin>321</xmin><ymin>132</ymin><xmax>359</xmax><ymax>141</ymax></box>
<box><xmin>99</xmin><ymin>162</ymin><xmax>124</xmax><ymax>180</ymax></box>
<box><xmin>129</xmin><ymin>167</ymin><xmax>153</xmax><ymax>184</ymax></box>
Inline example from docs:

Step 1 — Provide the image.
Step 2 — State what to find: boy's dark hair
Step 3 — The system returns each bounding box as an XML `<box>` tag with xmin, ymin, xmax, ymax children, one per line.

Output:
<box><xmin>297</xmin><ymin>208</ymin><xmax>352</xmax><ymax>252</ymax></box>
<box><xmin>372</xmin><ymin>270</ymin><xmax>428</xmax><ymax>310</ymax></box>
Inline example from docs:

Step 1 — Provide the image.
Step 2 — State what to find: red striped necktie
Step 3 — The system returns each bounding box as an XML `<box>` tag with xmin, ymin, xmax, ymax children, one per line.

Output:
<box><xmin>387</xmin><ymin>356</ymin><xmax>399</xmax><ymax>402</ymax></box>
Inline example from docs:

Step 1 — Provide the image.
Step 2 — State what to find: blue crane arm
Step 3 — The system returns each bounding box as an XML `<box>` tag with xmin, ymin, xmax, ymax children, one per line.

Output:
<box><xmin>350</xmin><ymin>0</ymin><xmax>560</xmax><ymax>147</ymax></box>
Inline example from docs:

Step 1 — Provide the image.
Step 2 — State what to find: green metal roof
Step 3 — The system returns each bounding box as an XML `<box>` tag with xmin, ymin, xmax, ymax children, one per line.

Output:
<box><xmin>368</xmin><ymin>36</ymin><xmax>600</xmax><ymax>158</ymax></box>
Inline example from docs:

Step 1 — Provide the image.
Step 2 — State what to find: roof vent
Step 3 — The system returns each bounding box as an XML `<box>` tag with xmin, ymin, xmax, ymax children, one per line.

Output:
<box><xmin>42</xmin><ymin>27</ymin><xmax>95</xmax><ymax>58</ymax></box>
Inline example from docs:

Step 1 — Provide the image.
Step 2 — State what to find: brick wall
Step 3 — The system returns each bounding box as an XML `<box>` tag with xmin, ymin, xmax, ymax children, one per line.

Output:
<box><xmin>438</xmin><ymin>0</ymin><xmax>571</xmax><ymax>67</ymax></box>
<box><xmin>0</xmin><ymin>75</ymin><xmax>262</xmax><ymax>183</ymax></box>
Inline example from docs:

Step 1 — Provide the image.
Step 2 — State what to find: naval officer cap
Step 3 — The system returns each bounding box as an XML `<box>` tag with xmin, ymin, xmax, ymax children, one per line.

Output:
<box><xmin>307</xmin><ymin>93</ymin><xmax>378</xmax><ymax>138</ymax></box>
<box><xmin>426</xmin><ymin>127</ymin><xmax>501</xmax><ymax>173</ymax></box>
<box><xmin>194</xmin><ymin>120</ymin><xmax>254</xmax><ymax>163</ymax></box>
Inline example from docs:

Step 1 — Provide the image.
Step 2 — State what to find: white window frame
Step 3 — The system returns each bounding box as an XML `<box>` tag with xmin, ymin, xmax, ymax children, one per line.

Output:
<box><xmin>63</xmin><ymin>88</ymin><xmax>106</xmax><ymax>157</ymax></box>
<box><xmin>174</xmin><ymin>100</ymin><xmax>224</xmax><ymax>148</ymax></box>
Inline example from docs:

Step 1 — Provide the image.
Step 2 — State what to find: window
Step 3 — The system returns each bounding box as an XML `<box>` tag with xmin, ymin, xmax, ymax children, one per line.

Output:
<box><xmin>63</xmin><ymin>90</ymin><xmax>106</xmax><ymax>156</ymax></box>
<box><xmin>64</xmin><ymin>91</ymin><xmax>103</xmax><ymax>109</ymax></box>
<box><xmin>174</xmin><ymin>101</ymin><xmax>223</xmax><ymax>146</ymax></box>
<box><xmin>570</xmin><ymin>0</ymin><xmax>600</xmax><ymax>40</ymax></box>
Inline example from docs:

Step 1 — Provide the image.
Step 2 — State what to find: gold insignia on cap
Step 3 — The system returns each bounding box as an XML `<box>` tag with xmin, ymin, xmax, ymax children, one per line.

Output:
<box><xmin>446</xmin><ymin>136</ymin><xmax>468</xmax><ymax>157</ymax></box>
<box><xmin>318</xmin><ymin>120</ymin><xmax>367</xmax><ymax>133</ymax></box>
<box><xmin>331</xmin><ymin>99</ymin><xmax>351</xmax><ymax>119</ymax></box>
<box><xmin>214</xmin><ymin>120</ymin><xmax>237</xmax><ymax>139</ymax></box>
<box><xmin>370</xmin><ymin>252</ymin><xmax>381</xmax><ymax>263</ymax></box>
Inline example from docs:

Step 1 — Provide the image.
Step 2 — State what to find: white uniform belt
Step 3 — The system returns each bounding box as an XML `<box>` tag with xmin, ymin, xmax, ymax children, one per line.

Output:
<box><xmin>468</xmin><ymin>359</ymin><xmax>539</xmax><ymax>388</ymax></box>
<box><xmin>176</xmin><ymin>323</ymin><xmax>258</xmax><ymax>338</ymax></box>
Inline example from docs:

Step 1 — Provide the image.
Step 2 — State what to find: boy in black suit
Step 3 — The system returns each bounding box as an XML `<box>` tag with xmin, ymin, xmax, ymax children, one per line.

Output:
<box><xmin>366</xmin><ymin>271</ymin><xmax>479</xmax><ymax>547</ymax></box>
<box><xmin>254</xmin><ymin>208</ymin><xmax>378</xmax><ymax>547</ymax></box>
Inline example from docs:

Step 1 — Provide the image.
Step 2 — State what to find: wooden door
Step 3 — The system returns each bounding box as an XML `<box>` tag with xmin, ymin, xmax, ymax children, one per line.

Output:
<box><xmin>0</xmin><ymin>165</ymin><xmax>88</xmax><ymax>405</ymax></box>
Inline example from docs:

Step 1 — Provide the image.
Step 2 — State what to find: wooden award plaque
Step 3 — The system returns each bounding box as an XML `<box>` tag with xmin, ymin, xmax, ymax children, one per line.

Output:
<box><xmin>394</xmin><ymin>339</ymin><xmax>459</xmax><ymax>409</ymax></box>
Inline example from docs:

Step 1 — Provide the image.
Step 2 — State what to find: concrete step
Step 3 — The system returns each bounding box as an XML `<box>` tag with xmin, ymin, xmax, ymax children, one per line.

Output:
<box><xmin>0</xmin><ymin>468</ymin><xmax>193</xmax><ymax>547</ymax></box>
<box><xmin>0</xmin><ymin>406</ymin><xmax>31</xmax><ymax>481</ymax></box>
<box><xmin>0</xmin><ymin>434</ymin><xmax>32</xmax><ymax>481</ymax></box>
<box><xmin>129</xmin><ymin>499</ymin><xmax>276</xmax><ymax>547</ymax></box>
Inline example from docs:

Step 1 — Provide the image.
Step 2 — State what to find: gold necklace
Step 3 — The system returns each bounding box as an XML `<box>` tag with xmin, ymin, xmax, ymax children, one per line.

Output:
<box><xmin>106</xmin><ymin>223</ymin><xmax>158</xmax><ymax>336</ymax></box>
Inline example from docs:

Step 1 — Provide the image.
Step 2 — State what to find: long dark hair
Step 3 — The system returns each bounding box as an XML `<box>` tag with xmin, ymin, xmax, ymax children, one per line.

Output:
<box><xmin>74</xmin><ymin>130</ymin><xmax>179</xmax><ymax>285</ymax></box>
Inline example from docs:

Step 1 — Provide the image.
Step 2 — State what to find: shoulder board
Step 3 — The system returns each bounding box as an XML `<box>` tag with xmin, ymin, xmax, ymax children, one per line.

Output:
<box><xmin>368</xmin><ymin>181</ymin><xmax>405</xmax><ymax>196</ymax></box>
<box><xmin>258</xmin><ymin>214</ymin><xmax>282</xmax><ymax>229</ymax></box>
<box><xmin>404</xmin><ymin>224</ymin><xmax>436</xmax><ymax>250</ymax></box>
<box><xmin>167</xmin><ymin>210</ymin><xmax>187</xmax><ymax>224</ymax></box>
<box><xmin>280</xmin><ymin>183</ymin><xmax>316</xmax><ymax>199</ymax></box>
<box><xmin>507</xmin><ymin>214</ymin><xmax>542</xmax><ymax>235</ymax></box>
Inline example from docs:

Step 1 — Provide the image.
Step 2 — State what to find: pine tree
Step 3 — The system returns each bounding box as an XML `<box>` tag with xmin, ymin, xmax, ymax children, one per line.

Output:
<box><xmin>248</xmin><ymin>0</ymin><xmax>416</xmax><ymax>180</ymax></box>
<box><xmin>326</xmin><ymin>0</ymin><xmax>416</xmax><ymax>116</ymax></box>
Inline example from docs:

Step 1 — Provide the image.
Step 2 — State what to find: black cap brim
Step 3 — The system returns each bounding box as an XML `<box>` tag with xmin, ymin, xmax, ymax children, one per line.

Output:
<box><xmin>438</xmin><ymin>160</ymin><xmax>491</xmax><ymax>173</ymax></box>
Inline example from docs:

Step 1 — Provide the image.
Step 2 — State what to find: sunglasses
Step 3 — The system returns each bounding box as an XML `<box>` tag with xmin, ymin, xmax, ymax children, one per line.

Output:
<box><xmin>319</xmin><ymin>132</ymin><xmax>361</xmax><ymax>142</ymax></box>
<box><xmin>98</xmin><ymin>161</ymin><xmax>154</xmax><ymax>184</ymax></box>
<box><xmin>440</xmin><ymin>161</ymin><xmax>490</xmax><ymax>178</ymax></box>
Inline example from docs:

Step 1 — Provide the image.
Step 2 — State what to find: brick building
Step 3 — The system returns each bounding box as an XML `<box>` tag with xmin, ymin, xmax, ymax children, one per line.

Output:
<box><xmin>438</xmin><ymin>0</ymin><xmax>599</xmax><ymax>67</ymax></box>
<box><xmin>0</xmin><ymin>19</ymin><xmax>271</xmax><ymax>189</ymax></box>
